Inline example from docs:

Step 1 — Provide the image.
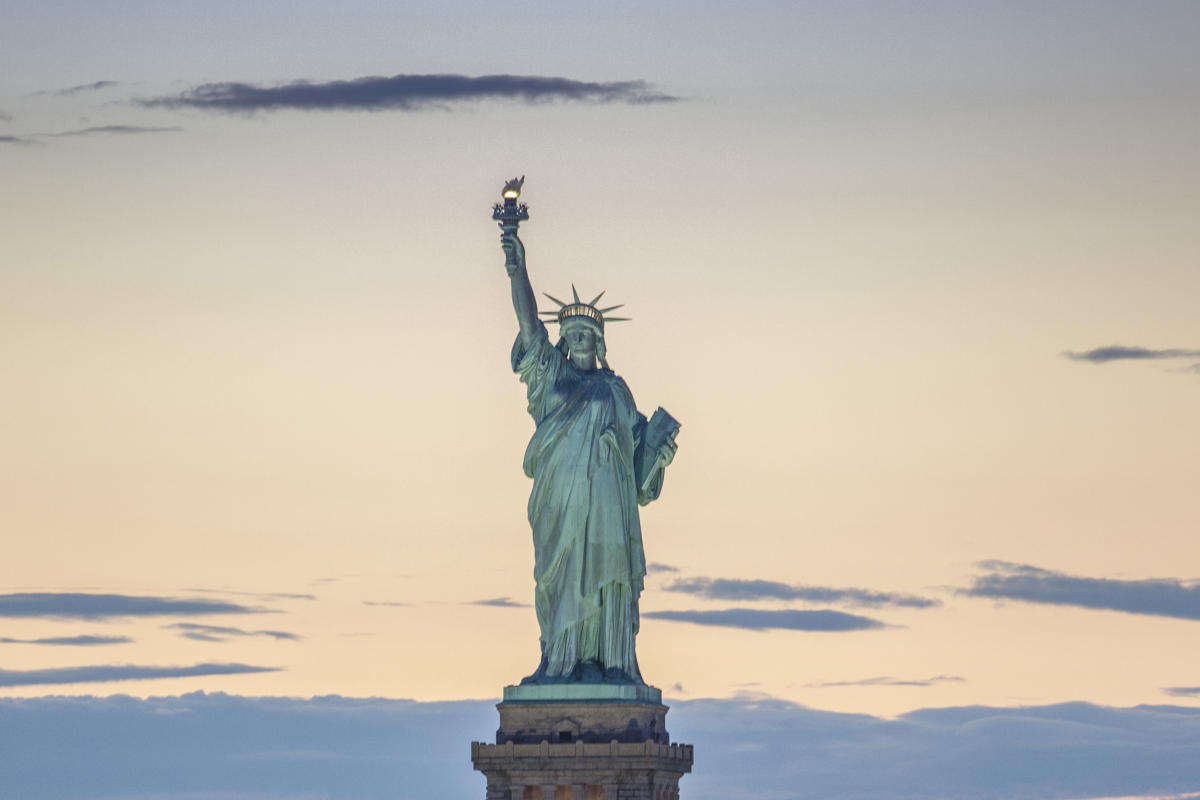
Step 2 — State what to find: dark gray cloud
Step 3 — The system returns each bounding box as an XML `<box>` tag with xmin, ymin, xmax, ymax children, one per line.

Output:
<box><xmin>0</xmin><ymin>662</ymin><xmax>278</xmax><ymax>687</ymax></box>
<box><xmin>140</xmin><ymin>73</ymin><xmax>679</xmax><ymax>113</ymax></box>
<box><xmin>1164</xmin><ymin>686</ymin><xmax>1200</xmax><ymax>698</ymax></box>
<box><xmin>3</xmin><ymin>694</ymin><xmax>1200</xmax><ymax>800</ymax></box>
<box><xmin>647</xmin><ymin>562</ymin><xmax>680</xmax><ymax>573</ymax></box>
<box><xmin>469</xmin><ymin>597</ymin><xmax>530</xmax><ymax>608</ymax></box>
<box><xmin>643</xmin><ymin>608</ymin><xmax>885</xmax><ymax>632</ymax></box>
<box><xmin>1064</xmin><ymin>345</ymin><xmax>1200</xmax><ymax>363</ymax></box>
<box><xmin>806</xmin><ymin>675</ymin><xmax>965</xmax><ymax>688</ymax></box>
<box><xmin>41</xmin><ymin>125</ymin><xmax>182</xmax><ymax>137</ymax></box>
<box><xmin>663</xmin><ymin>577</ymin><xmax>938</xmax><ymax>609</ymax></box>
<box><xmin>165</xmin><ymin>623</ymin><xmax>299</xmax><ymax>642</ymax></box>
<box><xmin>0</xmin><ymin>592</ymin><xmax>265</xmax><ymax>620</ymax></box>
<box><xmin>0</xmin><ymin>635</ymin><xmax>132</xmax><ymax>646</ymax></box>
<box><xmin>961</xmin><ymin>561</ymin><xmax>1200</xmax><ymax>621</ymax></box>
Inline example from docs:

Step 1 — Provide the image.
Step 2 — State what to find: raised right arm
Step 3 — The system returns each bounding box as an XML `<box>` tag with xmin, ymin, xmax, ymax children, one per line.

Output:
<box><xmin>501</xmin><ymin>229</ymin><xmax>539</xmax><ymax>346</ymax></box>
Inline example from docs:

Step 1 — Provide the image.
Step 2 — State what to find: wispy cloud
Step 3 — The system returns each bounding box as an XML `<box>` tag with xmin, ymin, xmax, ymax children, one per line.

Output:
<box><xmin>961</xmin><ymin>561</ymin><xmax>1200</xmax><ymax>621</ymax></box>
<box><xmin>0</xmin><ymin>635</ymin><xmax>132</xmax><ymax>646</ymax></box>
<box><xmin>40</xmin><ymin>125</ymin><xmax>182</xmax><ymax>137</ymax></box>
<box><xmin>806</xmin><ymin>675</ymin><xmax>965</xmax><ymax>688</ymax></box>
<box><xmin>1064</xmin><ymin>345</ymin><xmax>1200</xmax><ymax>363</ymax></box>
<box><xmin>643</xmin><ymin>607</ymin><xmax>886</xmax><ymax>632</ymax></box>
<box><xmin>165</xmin><ymin>623</ymin><xmax>300</xmax><ymax>642</ymax></box>
<box><xmin>139</xmin><ymin>73</ymin><xmax>679</xmax><ymax>113</ymax></box>
<box><xmin>0</xmin><ymin>662</ymin><xmax>279</xmax><ymax>687</ymax></box>
<box><xmin>647</xmin><ymin>562</ymin><xmax>680</xmax><ymax>574</ymax></box>
<box><xmin>663</xmin><ymin>576</ymin><xmax>939</xmax><ymax>608</ymax></box>
<box><xmin>0</xmin><ymin>134</ymin><xmax>39</xmax><ymax>146</ymax></box>
<box><xmin>185</xmin><ymin>588</ymin><xmax>316</xmax><ymax>601</ymax></box>
<box><xmin>363</xmin><ymin>600</ymin><xmax>409</xmax><ymax>608</ymax></box>
<box><xmin>0</xmin><ymin>593</ymin><xmax>266</xmax><ymax>620</ymax></box>
<box><xmin>468</xmin><ymin>597</ymin><xmax>530</xmax><ymax>608</ymax></box>
<box><xmin>1163</xmin><ymin>686</ymin><xmax>1200</xmax><ymax>698</ymax></box>
<box><xmin>0</xmin><ymin>108</ymin><xmax>12</xmax><ymax>123</ymax></box>
<box><xmin>41</xmin><ymin>80</ymin><xmax>120</xmax><ymax>96</ymax></box>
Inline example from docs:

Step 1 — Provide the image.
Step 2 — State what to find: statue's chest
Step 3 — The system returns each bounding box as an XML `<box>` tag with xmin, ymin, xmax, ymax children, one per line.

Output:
<box><xmin>554</xmin><ymin>372</ymin><xmax>630</xmax><ymax>419</ymax></box>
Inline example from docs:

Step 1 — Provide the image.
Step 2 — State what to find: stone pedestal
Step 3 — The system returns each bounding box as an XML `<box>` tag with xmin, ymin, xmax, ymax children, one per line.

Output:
<box><xmin>471</xmin><ymin>688</ymin><xmax>693</xmax><ymax>799</ymax></box>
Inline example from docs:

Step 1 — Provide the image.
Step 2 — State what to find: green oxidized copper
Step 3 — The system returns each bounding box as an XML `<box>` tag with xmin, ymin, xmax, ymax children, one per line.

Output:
<box><xmin>496</xmin><ymin>178</ymin><xmax>679</xmax><ymax>697</ymax></box>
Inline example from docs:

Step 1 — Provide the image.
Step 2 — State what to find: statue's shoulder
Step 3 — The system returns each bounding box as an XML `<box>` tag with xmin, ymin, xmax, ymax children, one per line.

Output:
<box><xmin>599</xmin><ymin>369</ymin><xmax>636</xmax><ymax>402</ymax></box>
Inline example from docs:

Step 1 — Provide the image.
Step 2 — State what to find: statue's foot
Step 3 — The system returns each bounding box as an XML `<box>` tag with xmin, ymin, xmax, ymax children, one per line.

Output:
<box><xmin>519</xmin><ymin>656</ymin><xmax>551</xmax><ymax>685</ymax></box>
<box><xmin>603</xmin><ymin>666</ymin><xmax>636</xmax><ymax>684</ymax></box>
<box><xmin>576</xmin><ymin>660</ymin><xmax>605</xmax><ymax>682</ymax></box>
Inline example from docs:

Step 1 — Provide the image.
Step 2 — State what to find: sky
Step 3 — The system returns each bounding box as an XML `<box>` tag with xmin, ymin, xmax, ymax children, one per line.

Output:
<box><xmin>2</xmin><ymin>1</ymin><xmax>1199</xmax><ymax>797</ymax></box>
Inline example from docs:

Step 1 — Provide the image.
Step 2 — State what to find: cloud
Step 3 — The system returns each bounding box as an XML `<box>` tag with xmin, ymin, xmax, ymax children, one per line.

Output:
<box><xmin>166</xmin><ymin>623</ymin><xmax>299</xmax><ymax>642</ymax></box>
<box><xmin>40</xmin><ymin>125</ymin><xmax>182</xmax><ymax>137</ymax></box>
<box><xmin>362</xmin><ymin>600</ymin><xmax>409</xmax><ymax>608</ymax></box>
<box><xmin>0</xmin><ymin>663</ymin><xmax>279</xmax><ymax>687</ymax></box>
<box><xmin>806</xmin><ymin>675</ymin><xmax>965</xmax><ymax>688</ymax></box>
<box><xmin>139</xmin><ymin>73</ymin><xmax>679</xmax><ymax>113</ymax></box>
<box><xmin>647</xmin><ymin>562</ymin><xmax>680</xmax><ymax>573</ymax></box>
<box><xmin>185</xmin><ymin>589</ymin><xmax>316</xmax><ymax>601</ymax></box>
<box><xmin>468</xmin><ymin>597</ymin><xmax>530</xmax><ymax>608</ymax></box>
<box><xmin>643</xmin><ymin>608</ymin><xmax>886</xmax><ymax>632</ymax></box>
<box><xmin>961</xmin><ymin>561</ymin><xmax>1200</xmax><ymax>621</ymax></box>
<box><xmin>2</xmin><ymin>694</ymin><xmax>1200</xmax><ymax>800</ymax></box>
<box><xmin>0</xmin><ymin>134</ymin><xmax>39</xmax><ymax>146</ymax></box>
<box><xmin>1163</xmin><ymin>687</ymin><xmax>1200</xmax><ymax>698</ymax></box>
<box><xmin>663</xmin><ymin>577</ymin><xmax>939</xmax><ymax>608</ymax></box>
<box><xmin>44</xmin><ymin>80</ymin><xmax>120</xmax><ymax>96</ymax></box>
<box><xmin>1063</xmin><ymin>345</ymin><xmax>1200</xmax><ymax>363</ymax></box>
<box><xmin>0</xmin><ymin>593</ymin><xmax>266</xmax><ymax>620</ymax></box>
<box><xmin>0</xmin><ymin>635</ymin><xmax>132</xmax><ymax>646</ymax></box>
<box><xmin>0</xmin><ymin>108</ymin><xmax>12</xmax><ymax>123</ymax></box>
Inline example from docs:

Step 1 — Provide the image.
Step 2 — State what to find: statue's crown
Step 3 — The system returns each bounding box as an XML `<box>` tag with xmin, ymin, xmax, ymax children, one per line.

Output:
<box><xmin>539</xmin><ymin>285</ymin><xmax>630</xmax><ymax>332</ymax></box>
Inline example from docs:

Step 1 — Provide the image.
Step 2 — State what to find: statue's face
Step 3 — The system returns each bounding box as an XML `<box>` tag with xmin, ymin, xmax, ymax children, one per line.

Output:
<box><xmin>562</xmin><ymin>321</ymin><xmax>600</xmax><ymax>358</ymax></box>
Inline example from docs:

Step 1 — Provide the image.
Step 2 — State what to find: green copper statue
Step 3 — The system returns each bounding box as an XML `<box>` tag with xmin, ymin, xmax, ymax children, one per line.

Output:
<box><xmin>496</xmin><ymin>179</ymin><xmax>679</xmax><ymax>686</ymax></box>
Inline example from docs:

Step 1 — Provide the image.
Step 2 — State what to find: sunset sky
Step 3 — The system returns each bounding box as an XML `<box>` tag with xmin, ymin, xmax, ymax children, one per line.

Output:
<box><xmin>3</xmin><ymin>2</ymin><xmax>1199</xmax><ymax>798</ymax></box>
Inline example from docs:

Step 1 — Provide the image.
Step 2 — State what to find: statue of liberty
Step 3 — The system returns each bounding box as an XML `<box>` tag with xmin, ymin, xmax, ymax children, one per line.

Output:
<box><xmin>496</xmin><ymin>180</ymin><xmax>679</xmax><ymax>686</ymax></box>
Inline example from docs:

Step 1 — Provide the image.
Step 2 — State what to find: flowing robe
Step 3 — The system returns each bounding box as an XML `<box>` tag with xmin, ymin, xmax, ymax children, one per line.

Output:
<box><xmin>512</xmin><ymin>324</ymin><xmax>663</xmax><ymax>681</ymax></box>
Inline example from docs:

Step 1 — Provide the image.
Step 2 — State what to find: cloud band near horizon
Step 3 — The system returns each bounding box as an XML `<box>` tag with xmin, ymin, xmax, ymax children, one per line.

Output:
<box><xmin>0</xmin><ymin>593</ymin><xmax>265</xmax><ymax>620</ymax></box>
<box><xmin>962</xmin><ymin>561</ymin><xmax>1200</xmax><ymax>621</ymax></box>
<box><xmin>139</xmin><ymin>73</ymin><xmax>679</xmax><ymax>113</ymax></box>
<box><xmin>0</xmin><ymin>662</ymin><xmax>279</xmax><ymax>687</ymax></box>
<box><xmin>663</xmin><ymin>576</ymin><xmax>938</xmax><ymax>608</ymax></box>
<box><xmin>643</xmin><ymin>607</ymin><xmax>885</xmax><ymax>632</ymax></box>
<box><xmin>1064</xmin><ymin>345</ymin><xmax>1200</xmax><ymax>363</ymax></box>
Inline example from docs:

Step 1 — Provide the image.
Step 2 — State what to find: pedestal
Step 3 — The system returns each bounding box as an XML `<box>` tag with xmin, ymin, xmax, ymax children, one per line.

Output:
<box><xmin>471</xmin><ymin>686</ymin><xmax>693</xmax><ymax>800</ymax></box>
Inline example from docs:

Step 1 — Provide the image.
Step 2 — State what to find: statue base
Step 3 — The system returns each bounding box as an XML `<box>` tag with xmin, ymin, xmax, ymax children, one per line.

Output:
<box><xmin>471</xmin><ymin>693</ymin><xmax>693</xmax><ymax>799</ymax></box>
<box><xmin>503</xmin><ymin>683</ymin><xmax>662</xmax><ymax>705</ymax></box>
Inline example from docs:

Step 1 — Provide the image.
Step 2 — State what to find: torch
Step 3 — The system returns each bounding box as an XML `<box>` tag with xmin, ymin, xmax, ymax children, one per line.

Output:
<box><xmin>492</xmin><ymin>176</ymin><xmax>529</xmax><ymax>274</ymax></box>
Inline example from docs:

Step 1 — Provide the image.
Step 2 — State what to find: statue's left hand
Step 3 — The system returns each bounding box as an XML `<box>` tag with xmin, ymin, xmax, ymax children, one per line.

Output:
<box><xmin>656</xmin><ymin>432</ymin><xmax>678</xmax><ymax>469</ymax></box>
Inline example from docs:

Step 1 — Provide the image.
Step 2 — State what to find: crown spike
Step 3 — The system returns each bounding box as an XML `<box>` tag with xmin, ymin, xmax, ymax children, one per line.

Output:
<box><xmin>571</xmin><ymin>284</ymin><xmax>581</xmax><ymax>303</ymax></box>
<box><xmin>604</xmin><ymin>317</ymin><xmax>632</xmax><ymax>322</ymax></box>
<box><xmin>589</xmin><ymin>290</ymin><xmax>606</xmax><ymax>306</ymax></box>
<box><xmin>597</xmin><ymin>304</ymin><xmax>625</xmax><ymax>314</ymax></box>
<box><xmin>543</xmin><ymin>293</ymin><xmax>568</xmax><ymax>308</ymax></box>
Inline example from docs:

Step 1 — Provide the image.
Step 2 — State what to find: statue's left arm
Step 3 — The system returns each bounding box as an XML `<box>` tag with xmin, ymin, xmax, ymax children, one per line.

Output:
<box><xmin>634</xmin><ymin>413</ymin><xmax>679</xmax><ymax>506</ymax></box>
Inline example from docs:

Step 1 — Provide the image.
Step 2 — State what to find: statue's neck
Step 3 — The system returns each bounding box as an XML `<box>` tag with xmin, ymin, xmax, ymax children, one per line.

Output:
<box><xmin>570</xmin><ymin>353</ymin><xmax>597</xmax><ymax>371</ymax></box>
